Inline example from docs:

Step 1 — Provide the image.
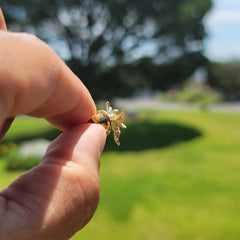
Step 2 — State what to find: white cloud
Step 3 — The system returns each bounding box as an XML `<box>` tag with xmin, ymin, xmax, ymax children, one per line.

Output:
<box><xmin>216</xmin><ymin>0</ymin><xmax>240</xmax><ymax>9</ymax></box>
<box><xmin>207</xmin><ymin>10</ymin><xmax>240</xmax><ymax>25</ymax></box>
<box><xmin>205</xmin><ymin>0</ymin><xmax>240</xmax><ymax>26</ymax></box>
<box><xmin>204</xmin><ymin>0</ymin><xmax>240</xmax><ymax>61</ymax></box>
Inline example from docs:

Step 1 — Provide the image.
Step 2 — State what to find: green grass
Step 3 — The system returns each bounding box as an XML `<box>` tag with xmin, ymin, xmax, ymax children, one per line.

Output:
<box><xmin>0</xmin><ymin>160</ymin><xmax>23</xmax><ymax>190</ymax></box>
<box><xmin>0</xmin><ymin>111</ymin><xmax>240</xmax><ymax>239</ymax></box>
<box><xmin>2</xmin><ymin>117</ymin><xmax>51</xmax><ymax>140</ymax></box>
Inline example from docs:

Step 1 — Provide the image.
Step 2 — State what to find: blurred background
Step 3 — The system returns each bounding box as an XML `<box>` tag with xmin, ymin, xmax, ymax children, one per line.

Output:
<box><xmin>0</xmin><ymin>0</ymin><xmax>240</xmax><ymax>239</ymax></box>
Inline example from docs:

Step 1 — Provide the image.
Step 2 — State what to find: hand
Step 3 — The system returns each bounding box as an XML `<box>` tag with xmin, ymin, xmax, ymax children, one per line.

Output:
<box><xmin>0</xmin><ymin>8</ymin><xmax>106</xmax><ymax>240</ymax></box>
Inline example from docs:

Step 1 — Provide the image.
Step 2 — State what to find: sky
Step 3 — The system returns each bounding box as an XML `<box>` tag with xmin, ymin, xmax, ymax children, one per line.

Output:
<box><xmin>204</xmin><ymin>0</ymin><xmax>240</xmax><ymax>62</ymax></box>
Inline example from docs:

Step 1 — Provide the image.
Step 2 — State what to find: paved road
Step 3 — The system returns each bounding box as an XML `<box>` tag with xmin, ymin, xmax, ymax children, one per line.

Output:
<box><xmin>111</xmin><ymin>98</ymin><xmax>240</xmax><ymax>113</ymax></box>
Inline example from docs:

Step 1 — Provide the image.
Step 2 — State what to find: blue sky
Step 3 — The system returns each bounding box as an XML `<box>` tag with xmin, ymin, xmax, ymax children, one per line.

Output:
<box><xmin>204</xmin><ymin>0</ymin><xmax>240</xmax><ymax>62</ymax></box>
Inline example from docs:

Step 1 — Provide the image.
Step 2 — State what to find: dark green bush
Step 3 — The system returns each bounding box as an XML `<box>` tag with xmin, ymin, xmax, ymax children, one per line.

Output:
<box><xmin>5</xmin><ymin>151</ymin><xmax>40</xmax><ymax>171</ymax></box>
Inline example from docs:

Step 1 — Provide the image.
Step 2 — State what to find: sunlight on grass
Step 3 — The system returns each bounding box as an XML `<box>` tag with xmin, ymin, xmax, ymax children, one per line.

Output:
<box><xmin>2</xmin><ymin>117</ymin><xmax>51</xmax><ymax>140</ymax></box>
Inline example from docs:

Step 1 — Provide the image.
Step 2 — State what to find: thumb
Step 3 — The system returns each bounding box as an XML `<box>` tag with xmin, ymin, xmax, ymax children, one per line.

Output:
<box><xmin>0</xmin><ymin>124</ymin><xmax>106</xmax><ymax>240</ymax></box>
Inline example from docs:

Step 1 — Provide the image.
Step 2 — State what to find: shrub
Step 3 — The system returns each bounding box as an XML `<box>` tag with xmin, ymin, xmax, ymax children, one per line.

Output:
<box><xmin>177</xmin><ymin>84</ymin><xmax>223</xmax><ymax>106</ymax></box>
<box><xmin>162</xmin><ymin>82</ymin><xmax>223</xmax><ymax>110</ymax></box>
<box><xmin>0</xmin><ymin>142</ymin><xmax>17</xmax><ymax>157</ymax></box>
<box><xmin>5</xmin><ymin>151</ymin><xmax>40</xmax><ymax>171</ymax></box>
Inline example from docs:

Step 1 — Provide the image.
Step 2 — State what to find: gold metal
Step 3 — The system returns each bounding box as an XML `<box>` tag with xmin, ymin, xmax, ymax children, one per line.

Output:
<box><xmin>91</xmin><ymin>101</ymin><xmax>126</xmax><ymax>146</ymax></box>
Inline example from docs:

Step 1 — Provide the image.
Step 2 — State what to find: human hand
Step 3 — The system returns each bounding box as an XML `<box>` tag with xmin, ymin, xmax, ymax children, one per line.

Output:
<box><xmin>0</xmin><ymin>8</ymin><xmax>106</xmax><ymax>240</ymax></box>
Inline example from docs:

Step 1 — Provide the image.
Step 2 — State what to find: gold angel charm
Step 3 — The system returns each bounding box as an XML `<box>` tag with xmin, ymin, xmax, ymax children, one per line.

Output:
<box><xmin>91</xmin><ymin>101</ymin><xmax>126</xmax><ymax>146</ymax></box>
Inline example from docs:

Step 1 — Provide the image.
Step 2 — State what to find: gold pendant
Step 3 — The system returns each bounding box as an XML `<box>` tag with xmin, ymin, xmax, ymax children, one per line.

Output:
<box><xmin>90</xmin><ymin>101</ymin><xmax>126</xmax><ymax>146</ymax></box>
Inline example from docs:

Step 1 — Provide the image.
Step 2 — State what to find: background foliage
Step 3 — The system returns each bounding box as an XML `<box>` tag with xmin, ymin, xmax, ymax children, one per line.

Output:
<box><xmin>2</xmin><ymin>0</ymin><xmax>211</xmax><ymax>100</ymax></box>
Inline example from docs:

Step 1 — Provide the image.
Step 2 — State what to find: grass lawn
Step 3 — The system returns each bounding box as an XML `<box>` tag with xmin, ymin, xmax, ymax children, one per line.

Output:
<box><xmin>0</xmin><ymin>111</ymin><xmax>240</xmax><ymax>240</ymax></box>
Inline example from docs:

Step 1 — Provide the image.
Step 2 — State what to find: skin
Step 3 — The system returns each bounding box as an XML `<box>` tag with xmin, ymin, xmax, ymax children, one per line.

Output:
<box><xmin>0</xmin><ymin>8</ymin><xmax>106</xmax><ymax>240</ymax></box>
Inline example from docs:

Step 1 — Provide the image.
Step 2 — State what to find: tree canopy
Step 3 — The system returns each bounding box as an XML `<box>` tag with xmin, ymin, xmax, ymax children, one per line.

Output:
<box><xmin>2</xmin><ymin>0</ymin><xmax>212</xmax><ymax>100</ymax></box>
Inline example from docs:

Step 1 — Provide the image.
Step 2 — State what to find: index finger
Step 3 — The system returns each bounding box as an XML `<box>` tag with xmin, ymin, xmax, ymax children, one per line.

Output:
<box><xmin>0</xmin><ymin>31</ymin><xmax>96</xmax><ymax>130</ymax></box>
<box><xmin>0</xmin><ymin>8</ymin><xmax>7</xmax><ymax>31</ymax></box>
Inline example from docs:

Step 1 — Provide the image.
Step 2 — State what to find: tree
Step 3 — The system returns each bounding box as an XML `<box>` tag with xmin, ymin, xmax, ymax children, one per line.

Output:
<box><xmin>2</xmin><ymin>0</ymin><xmax>212</xmax><ymax>100</ymax></box>
<box><xmin>208</xmin><ymin>61</ymin><xmax>240</xmax><ymax>101</ymax></box>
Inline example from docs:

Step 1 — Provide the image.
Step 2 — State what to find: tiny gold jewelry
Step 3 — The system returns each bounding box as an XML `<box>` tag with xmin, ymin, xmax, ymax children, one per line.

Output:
<box><xmin>90</xmin><ymin>101</ymin><xmax>126</xmax><ymax>146</ymax></box>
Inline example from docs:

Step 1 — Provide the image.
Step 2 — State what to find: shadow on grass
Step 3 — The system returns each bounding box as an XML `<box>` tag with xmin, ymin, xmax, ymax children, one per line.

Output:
<box><xmin>104</xmin><ymin>120</ymin><xmax>202</xmax><ymax>152</ymax></box>
<box><xmin>2</xmin><ymin>120</ymin><xmax>202</xmax><ymax>152</ymax></box>
<box><xmin>2</xmin><ymin>128</ymin><xmax>63</xmax><ymax>144</ymax></box>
